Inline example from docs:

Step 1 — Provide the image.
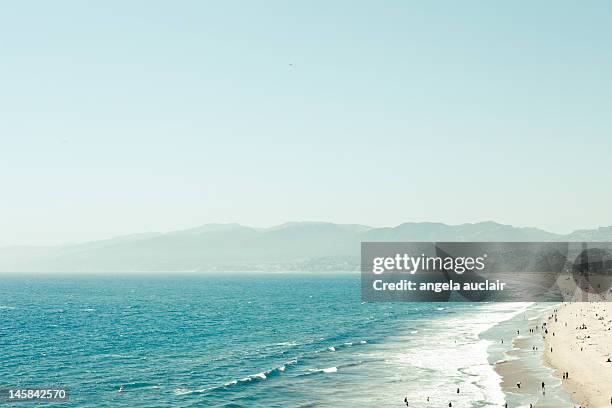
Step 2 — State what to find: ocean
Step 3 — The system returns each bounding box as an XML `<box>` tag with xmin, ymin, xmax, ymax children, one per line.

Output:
<box><xmin>0</xmin><ymin>273</ymin><xmax>571</xmax><ymax>407</ymax></box>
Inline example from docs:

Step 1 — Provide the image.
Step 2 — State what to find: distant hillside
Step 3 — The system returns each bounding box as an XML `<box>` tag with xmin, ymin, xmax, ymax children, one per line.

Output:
<box><xmin>0</xmin><ymin>221</ymin><xmax>610</xmax><ymax>272</ymax></box>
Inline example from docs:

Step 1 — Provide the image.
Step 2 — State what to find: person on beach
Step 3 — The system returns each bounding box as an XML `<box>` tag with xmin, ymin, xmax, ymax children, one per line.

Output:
<box><xmin>456</xmin><ymin>388</ymin><xmax>459</xmax><ymax>394</ymax></box>
<box><xmin>516</xmin><ymin>381</ymin><xmax>521</xmax><ymax>389</ymax></box>
<box><xmin>404</xmin><ymin>396</ymin><xmax>408</xmax><ymax>406</ymax></box>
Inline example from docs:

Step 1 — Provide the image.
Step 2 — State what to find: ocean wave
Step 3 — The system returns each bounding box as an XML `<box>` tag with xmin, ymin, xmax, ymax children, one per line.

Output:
<box><xmin>121</xmin><ymin>381</ymin><xmax>160</xmax><ymax>390</ymax></box>
<box><xmin>321</xmin><ymin>340</ymin><xmax>368</xmax><ymax>353</ymax></box>
<box><xmin>303</xmin><ymin>360</ymin><xmax>363</xmax><ymax>377</ymax></box>
<box><xmin>308</xmin><ymin>366</ymin><xmax>338</xmax><ymax>374</ymax></box>
<box><xmin>174</xmin><ymin>359</ymin><xmax>298</xmax><ymax>396</ymax></box>
<box><xmin>396</xmin><ymin>304</ymin><xmax>535</xmax><ymax>406</ymax></box>
<box><xmin>248</xmin><ymin>372</ymin><xmax>267</xmax><ymax>380</ymax></box>
<box><xmin>275</xmin><ymin>341</ymin><xmax>299</xmax><ymax>347</ymax></box>
<box><xmin>174</xmin><ymin>387</ymin><xmax>207</xmax><ymax>396</ymax></box>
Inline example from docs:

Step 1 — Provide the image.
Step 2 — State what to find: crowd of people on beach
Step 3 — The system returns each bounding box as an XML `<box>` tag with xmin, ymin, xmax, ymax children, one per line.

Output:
<box><xmin>510</xmin><ymin>304</ymin><xmax>611</xmax><ymax>408</ymax></box>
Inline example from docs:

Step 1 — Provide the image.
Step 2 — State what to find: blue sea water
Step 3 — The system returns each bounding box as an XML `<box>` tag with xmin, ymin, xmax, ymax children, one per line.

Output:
<box><xmin>0</xmin><ymin>273</ymin><xmax>553</xmax><ymax>407</ymax></box>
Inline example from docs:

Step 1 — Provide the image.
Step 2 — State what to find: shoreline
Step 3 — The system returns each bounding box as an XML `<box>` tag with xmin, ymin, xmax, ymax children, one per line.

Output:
<box><xmin>544</xmin><ymin>302</ymin><xmax>612</xmax><ymax>407</ymax></box>
<box><xmin>491</xmin><ymin>302</ymin><xmax>611</xmax><ymax>407</ymax></box>
<box><xmin>491</xmin><ymin>303</ymin><xmax>572</xmax><ymax>408</ymax></box>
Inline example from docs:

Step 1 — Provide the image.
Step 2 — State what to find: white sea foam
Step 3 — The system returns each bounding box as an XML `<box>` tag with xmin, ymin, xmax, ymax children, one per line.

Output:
<box><xmin>174</xmin><ymin>387</ymin><xmax>209</xmax><ymax>395</ymax></box>
<box><xmin>396</xmin><ymin>303</ymin><xmax>534</xmax><ymax>406</ymax></box>
<box><xmin>179</xmin><ymin>359</ymin><xmax>298</xmax><ymax>396</ymax></box>
<box><xmin>309</xmin><ymin>366</ymin><xmax>338</xmax><ymax>374</ymax></box>
<box><xmin>275</xmin><ymin>341</ymin><xmax>298</xmax><ymax>346</ymax></box>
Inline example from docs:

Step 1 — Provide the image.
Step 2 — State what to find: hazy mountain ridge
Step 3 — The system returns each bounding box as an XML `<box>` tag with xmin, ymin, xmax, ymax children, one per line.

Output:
<box><xmin>1</xmin><ymin>221</ymin><xmax>610</xmax><ymax>272</ymax></box>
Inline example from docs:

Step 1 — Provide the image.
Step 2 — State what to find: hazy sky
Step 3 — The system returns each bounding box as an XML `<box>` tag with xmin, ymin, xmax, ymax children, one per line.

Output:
<box><xmin>2</xmin><ymin>1</ymin><xmax>611</xmax><ymax>246</ymax></box>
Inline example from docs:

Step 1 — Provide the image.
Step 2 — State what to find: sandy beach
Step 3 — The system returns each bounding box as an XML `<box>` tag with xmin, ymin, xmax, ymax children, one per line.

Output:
<box><xmin>494</xmin><ymin>301</ymin><xmax>611</xmax><ymax>407</ymax></box>
<box><xmin>544</xmin><ymin>302</ymin><xmax>612</xmax><ymax>407</ymax></box>
<box><xmin>494</xmin><ymin>304</ymin><xmax>571</xmax><ymax>408</ymax></box>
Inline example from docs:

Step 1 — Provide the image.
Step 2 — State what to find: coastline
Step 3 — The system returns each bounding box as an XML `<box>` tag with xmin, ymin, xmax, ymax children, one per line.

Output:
<box><xmin>490</xmin><ymin>301</ymin><xmax>611</xmax><ymax>408</ymax></box>
<box><xmin>544</xmin><ymin>302</ymin><xmax>612</xmax><ymax>408</ymax></box>
<box><xmin>489</xmin><ymin>303</ymin><xmax>573</xmax><ymax>408</ymax></box>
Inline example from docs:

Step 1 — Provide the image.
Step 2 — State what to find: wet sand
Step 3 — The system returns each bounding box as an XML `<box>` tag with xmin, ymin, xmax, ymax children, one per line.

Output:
<box><xmin>496</xmin><ymin>331</ymin><xmax>559</xmax><ymax>408</ymax></box>
<box><xmin>495</xmin><ymin>301</ymin><xmax>612</xmax><ymax>407</ymax></box>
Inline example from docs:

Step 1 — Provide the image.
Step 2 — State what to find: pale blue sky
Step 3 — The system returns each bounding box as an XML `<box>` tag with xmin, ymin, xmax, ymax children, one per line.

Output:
<box><xmin>1</xmin><ymin>1</ymin><xmax>611</xmax><ymax>245</ymax></box>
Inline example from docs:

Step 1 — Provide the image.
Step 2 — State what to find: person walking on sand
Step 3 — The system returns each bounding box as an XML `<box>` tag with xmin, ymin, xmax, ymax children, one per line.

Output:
<box><xmin>456</xmin><ymin>387</ymin><xmax>459</xmax><ymax>394</ymax></box>
<box><xmin>516</xmin><ymin>381</ymin><xmax>521</xmax><ymax>389</ymax></box>
<box><xmin>404</xmin><ymin>396</ymin><xmax>408</xmax><ymax>406</ymax></box>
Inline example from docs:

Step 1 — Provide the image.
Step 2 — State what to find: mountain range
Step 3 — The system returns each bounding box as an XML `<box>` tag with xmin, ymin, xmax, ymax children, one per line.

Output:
<box><xmin>2</xmin><ymin>221</ymin><xmax>612</xmax><ymax>272</ymax></box>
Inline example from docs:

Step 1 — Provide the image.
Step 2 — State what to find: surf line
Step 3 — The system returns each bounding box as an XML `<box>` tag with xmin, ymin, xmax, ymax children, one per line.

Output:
<box><xmin>372</xmin><ymin>279</ymin><xmax>506</xmax><ymax>292</ymax></box>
